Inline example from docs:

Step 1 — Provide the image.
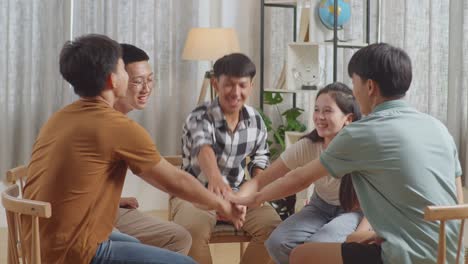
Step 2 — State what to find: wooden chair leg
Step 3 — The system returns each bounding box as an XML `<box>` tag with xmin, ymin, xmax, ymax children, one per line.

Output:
<box><xmin>437</xmin><ymin>220</ymin><xmax>446</xmax><ymax>264</ymax></box>
<box><xmin>465</xmin><ymin>247</ymin><xmax>468</xmax><ymax>264</ymax></box>
<box><xmin>457</xmin><ymin>219</ymin><xmax>465</xmax><ymax>264</ymax></box>
<box><xmin>240</xmin><ymin>242</ymin><xmax>247</xmax><ymax>258</ymax></box>
<box><xmin>6</xmin><ymin>212</ymin><xmax>20</xmax><ymax>264</ymax></box>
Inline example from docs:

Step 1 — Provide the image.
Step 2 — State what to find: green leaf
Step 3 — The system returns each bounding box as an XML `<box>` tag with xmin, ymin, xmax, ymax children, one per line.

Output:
<box><xmin>286</xmin><ymin>120</ymin><xmax>307</xmax><ymax>132</ymax></box>
<box><xmin>257</xmin><ymin>108</ymin><xmax>273</xmax><ymax>132</ymax></box>
<box><xmin>270</xmin><ymin>148</ymin><xmax>279</xmax><ymax>160</ymax></box>
<box><xmin>264</xmin><ymin>92</ymin><xmax>284</xmax><ymax>105</ymax></box>
<box><xmin>260</xmin><ymin>99</ymin><xmax>307</xmax><ymax>158</ymax></box>
<box><xmin>273</xmin><ymin>130</ymin><xmax>285</xmax><ymax>149</ymax></box>
<box><xmin>282</xmin><ymin>108</ymin><xmax>304</xmax><ymax>121</ymax></box>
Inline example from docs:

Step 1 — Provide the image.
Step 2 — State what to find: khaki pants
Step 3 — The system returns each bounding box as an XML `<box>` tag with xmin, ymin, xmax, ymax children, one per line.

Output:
<box><xmin>115</xmin><ymin>208</ymin><xmax>192</xmax><ymax>255</ymax></box>
<box><xmin>170</xmin><ymin>197</ymin><xmax>282</xmax><ymax>264</ymax></box>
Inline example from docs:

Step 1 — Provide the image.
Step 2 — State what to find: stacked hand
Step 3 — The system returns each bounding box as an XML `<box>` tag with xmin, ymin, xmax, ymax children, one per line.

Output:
<box><xmin>217</xmin><ymin>200</ymin><xmax>247</xmax><ymax>230</ymax></box>
<box><xmin>227</xmin><ymin>191</ymin><xmax>262</xmax><ymax>208</ymax></box>
<box><xmin>205</xmin><ymin>178</ymin><xmax>249</xmax><ymax>229</ymax></box>
<box><xmin>208</xmin><ymin>177</ymin><xmax>232</xmax><ymax>198</ymax></box>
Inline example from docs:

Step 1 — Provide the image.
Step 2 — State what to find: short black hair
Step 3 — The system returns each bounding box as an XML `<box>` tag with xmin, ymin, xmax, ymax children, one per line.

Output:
<box><xmin>348</xmin><ymin>43</ymin><xmax>412</xmax><ymax>98</ymax></box>
<box><xmin>213</xmin><ymin>53</ymin><xmax>256</xmax><ymax>79</ymax></box>
<box><xmin>120</xmin><ymin>43</ymin><xmax>150</xmax><ymax>65</ymax></box>
<box><xmin>59</xmin><ymin>34</ymin><xmax>122</xmax><ymax>97</ymax></box>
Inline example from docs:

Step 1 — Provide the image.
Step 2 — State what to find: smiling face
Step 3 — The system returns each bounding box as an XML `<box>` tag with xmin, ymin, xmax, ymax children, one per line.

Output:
<box><xmin>122</xmin><ymin>60</ymin><xmax>154</xmax><ymax>110</ymax></box>
<box><xmin>213</xmin><ymin>75</ymin><xmax>253</xmax><ymax>116</ymax></box>
<box><xmin>313</xmin><ymin>92</ymin><xmax>353</xmax><ymax>144</ymax></box>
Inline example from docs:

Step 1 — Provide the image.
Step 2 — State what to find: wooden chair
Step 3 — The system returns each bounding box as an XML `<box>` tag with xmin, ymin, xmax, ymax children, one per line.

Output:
<box><xmin>2</xmin><ymin>184</ymin><xmax>52</xmax><ymax>264</ymax></box>
<box><xmin>6</xmin><ymin>164</ymin><xmax>28</xmax><ymax>194</ymax></box>
<box><xmin>164</xmin><ymin>155</ymin><xmax>252</xmax><ymax>258</ymax></box>
<box><xmin>424</xmin><ymin>204</ymin><xmax>468</xmax><ymax>264</ymax></box>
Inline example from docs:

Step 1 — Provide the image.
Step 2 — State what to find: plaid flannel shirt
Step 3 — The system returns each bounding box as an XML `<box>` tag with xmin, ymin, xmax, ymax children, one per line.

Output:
<box><xmin>181</xmin><ymin>98</ymin><xmax>270</xmax><ymax>188</ymax></box>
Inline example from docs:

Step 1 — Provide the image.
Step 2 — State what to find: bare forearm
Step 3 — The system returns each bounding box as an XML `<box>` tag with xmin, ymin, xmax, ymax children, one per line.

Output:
<box><xmin>355</xmin><ymin>217</ymin><xmax>372</xmax><ymax>232</ymax></box>
<box><xmin>199</xmin><ymin>145</ymin><xmax>224</xmax><ymax>183</ymax></box>
<box><xmin>257</xmin><ymin>159</ymin><xmax>327</xmax><ymax>203</ymax></box>
<box><xmin>257</xmin><ymin>170</ymin><xmax>309</xmax><ymax>203</ymax></box>
<box><xmin>165</xmin><ymin>171</ymin><xmax>222</xmax><ymax>209</ymax></box>
<box><xmin>240</xmin><ymin>159</ymin><xmax>290</xmax><ymax>195</ymax></box>
<box><xmin>345</xmin><ymin>230</ymin><xmax>376</xmax><ymax>243</ymax></box>
<box><xmin>256</xmin><ymin>159</ymin><xmax>290</xmax><ymax>189</ymax></box>
<box><xmin>147</xmin><ymin>179</ymin><xmax>168</xmax><ymax>193</ymax></box>
<box><xmin>238</xmin><ymin>168</ymin><xmax>264</xmax><ymax>196</ymax></box>
<box><xmin>251</xmin><ymin>167</ymin><xmax>263</xmax><ymax>178</ymax></box>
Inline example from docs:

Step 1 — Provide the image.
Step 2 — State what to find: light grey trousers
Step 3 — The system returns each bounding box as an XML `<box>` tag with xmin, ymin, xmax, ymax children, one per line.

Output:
<box><xmin>265</xmin><ymin>192</ymin><xmax>363</xmax><ymax>264</ymax></box>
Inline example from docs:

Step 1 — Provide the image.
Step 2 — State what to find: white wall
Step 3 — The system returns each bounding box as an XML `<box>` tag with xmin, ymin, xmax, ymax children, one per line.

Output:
<box><xmin>120</xmin><ymin>170</ymin><xmax>170</xmax><ymax>212</ymax></box>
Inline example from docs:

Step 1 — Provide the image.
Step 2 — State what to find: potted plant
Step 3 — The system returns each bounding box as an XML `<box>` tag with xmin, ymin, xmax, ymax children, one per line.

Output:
<box><xmin>260</xmin><ymin>92</ymin><xmax>307</xmax><ymax>159</ymax></box>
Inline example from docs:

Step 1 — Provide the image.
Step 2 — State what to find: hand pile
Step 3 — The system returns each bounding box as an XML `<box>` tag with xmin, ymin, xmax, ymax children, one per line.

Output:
<box><xmin>205</xmin><ymin>178</ymin><xmax>262</xmax><ymax>230</ymax></box>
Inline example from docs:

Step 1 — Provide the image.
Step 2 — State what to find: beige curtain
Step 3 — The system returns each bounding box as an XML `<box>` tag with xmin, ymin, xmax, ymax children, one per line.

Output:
<box><xmin>0</xmin><ymin>0</ymin><xmax>262</xmax><ymax>212</ymax></box>
<box><xmin>380</xmin><ymin>0</ymin><xmax>468</xmax><ymax>183</ymax></box>
<box><xmin>0</xmin><ymin>0</ymin><xmax>72</xmax><ymax>178</ymax></box>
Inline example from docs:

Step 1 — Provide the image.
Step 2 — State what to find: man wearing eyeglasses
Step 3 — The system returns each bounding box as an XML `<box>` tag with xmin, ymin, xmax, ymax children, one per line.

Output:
<box><xmin>111</xmin><ymin>43</ymin><xmax>192</xmax><ymax>255</ymax></box>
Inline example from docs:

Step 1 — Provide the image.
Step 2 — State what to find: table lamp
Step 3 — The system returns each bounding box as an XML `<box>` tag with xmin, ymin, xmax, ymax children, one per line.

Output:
<box><xmin>182</xmin><ymin>27</ymin><xmax>240</xmax><ymax>104</ymax></box>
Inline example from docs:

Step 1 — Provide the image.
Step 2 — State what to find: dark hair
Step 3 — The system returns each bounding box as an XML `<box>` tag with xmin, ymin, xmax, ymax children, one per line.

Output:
<box><xmin>339</xmin><ymin>175</ymin><xmax>359</xmax><ymax>212</ymax></box>
<box><xmin>347</xmin><ymin>43</ymin><xmax>412</xmax><ymax>98</ymax></box>
<box><xmin>59</xmin><ymin>34</ymin><xmax>122</xmax><ymax>97</ymax></box>
<box><xmin>303</xmin><ymin>82</ymin><xmax>361</xmax><ymax>142</ymax></box>
<box><xmin>213</xmin><ymin>53</ymin><xmax>256</xmax><ymax>79</ymax></box>
<box><xmin>120</xmin><ymin>43</ymin><xmax>149</xmax><ymax>65</ymax></box>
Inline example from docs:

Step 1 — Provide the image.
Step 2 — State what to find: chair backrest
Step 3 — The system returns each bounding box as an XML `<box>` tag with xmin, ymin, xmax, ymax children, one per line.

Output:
<box><xmin>2</xmin><ymin>184</ymin><xmax>52</xmax><ymax>264</ymax></box>
<box><xmin>424</xmin><ymin>204</ymin><xmax>468</xmax><ymax>264</ymax></box>
<box><xmin>6</xmin><ymin>165</ymin><xmax>28</xmax><ymax>195</ymax></box>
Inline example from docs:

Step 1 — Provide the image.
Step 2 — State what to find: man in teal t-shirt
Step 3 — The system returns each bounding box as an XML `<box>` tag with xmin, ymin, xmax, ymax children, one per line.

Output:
<box><xmin>230</xmin><ymin>43</ymin><xmax>463</xmax><ymax>264</ymax></box>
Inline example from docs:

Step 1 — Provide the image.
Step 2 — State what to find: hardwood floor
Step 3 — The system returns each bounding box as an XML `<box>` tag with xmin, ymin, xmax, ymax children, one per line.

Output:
<box><xmin>0</xmin><ymin>210</ymin><xmax>242</xmax><ymax>264</ymax></box>
<box><xmin>0</xmin><ymin>227</ymin><xmax>7</xmax><ymax>264</ymax></box>
<box><xmin>4</xmin><ymin>207</ymin><xmax>468</xmax><ymax>264</ymax></box>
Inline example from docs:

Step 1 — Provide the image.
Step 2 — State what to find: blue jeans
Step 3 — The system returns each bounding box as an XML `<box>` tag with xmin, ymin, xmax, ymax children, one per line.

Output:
<box><xmin>265</xmin><ymin>192</ymin><xmax>363</xmax><ymax>264</ymax></box>
<box><xmin>108</xmin><ymin>230</ymin><xmax>140</xmax><ymax>243</ymax></box>
<box><xmin>90</xmin><ymin>231</ymin><xmax>196</xmax><ymax>264</ymax></box>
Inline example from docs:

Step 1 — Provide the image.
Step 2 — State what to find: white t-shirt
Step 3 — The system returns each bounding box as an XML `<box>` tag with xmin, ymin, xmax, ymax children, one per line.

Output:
<box><xmin>280</xmin><ymin>138</ymin><xmax>341</xmax><ymax>206</ymax></box>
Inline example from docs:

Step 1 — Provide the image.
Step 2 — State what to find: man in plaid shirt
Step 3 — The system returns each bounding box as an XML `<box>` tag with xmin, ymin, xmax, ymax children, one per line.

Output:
<box><xmin>171</xmin><ymin>53</ymin><xmax>281</xmax><ymax>264</ymax></box>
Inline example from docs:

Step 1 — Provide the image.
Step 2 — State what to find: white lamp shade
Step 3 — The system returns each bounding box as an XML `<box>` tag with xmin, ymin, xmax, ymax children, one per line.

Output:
<box><xmin>182</xmin><ymin>28</ymin><xmax>241</xmax><ymax>61</ymax></box>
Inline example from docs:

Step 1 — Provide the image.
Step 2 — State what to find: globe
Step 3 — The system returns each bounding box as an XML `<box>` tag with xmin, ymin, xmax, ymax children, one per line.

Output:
<box><xmin>318</xmin><ymin>0</ymin><xmax>351</xmax><ymax>30</ymax></box>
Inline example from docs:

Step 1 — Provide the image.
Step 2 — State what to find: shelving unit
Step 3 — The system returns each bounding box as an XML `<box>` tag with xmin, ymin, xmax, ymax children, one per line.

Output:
<box><xmin>260</xmin><ymin>0</ymin><xmax>298</xmax><ymax>111</ymax></box>
<box><xmin>331</xmin><ymin>0</ymin><xmax>371</xmax><ymax>81</ymax></box>
<box><xmin>260</xmin><ymin>0</ymin><xmax>373</xmax><ymax>106</ymax></box>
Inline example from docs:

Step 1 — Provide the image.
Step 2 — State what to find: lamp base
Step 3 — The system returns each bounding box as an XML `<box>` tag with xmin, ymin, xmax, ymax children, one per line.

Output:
<box><xmin>197</xmin><ymin>70</ymin><xmax>215</xmax><ymax>105</ymax></box>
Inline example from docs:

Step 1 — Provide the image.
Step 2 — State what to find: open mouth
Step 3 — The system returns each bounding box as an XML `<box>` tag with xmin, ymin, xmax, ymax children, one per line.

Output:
<box><xmin>137</xmin><ymin>95</ymin><xmax>148</xmax><ymax>104</ymax></box>
<box><xmin>228</xmin><ymin>99</ymin><xmax>241</xmax><ymax>107</ymax></box>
